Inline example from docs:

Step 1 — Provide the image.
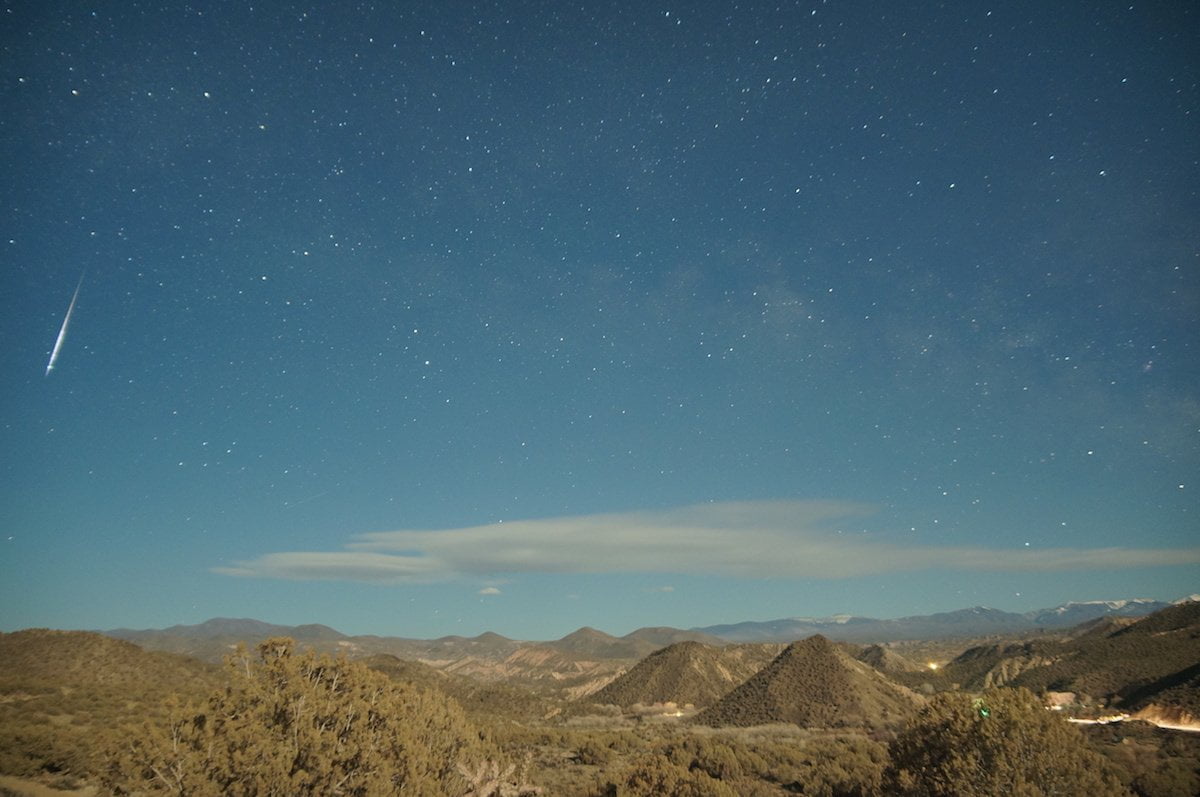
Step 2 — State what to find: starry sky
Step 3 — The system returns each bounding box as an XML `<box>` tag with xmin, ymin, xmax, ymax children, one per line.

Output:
<box><xmin>2</xmin><ymin>1</ymin><xmax>1197</xmax><ymax>641</ymax></box>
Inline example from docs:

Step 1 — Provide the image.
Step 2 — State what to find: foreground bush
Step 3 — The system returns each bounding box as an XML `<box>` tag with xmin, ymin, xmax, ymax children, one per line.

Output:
<box><xmin>99</xmin><ymin>637</ymin><xmax>489</xmax><ymax>795</ymax></box>
<box><xmin>885</xmin><ymin>687</ymin><xmax>1130</xmax><ymax>796</ymax></box>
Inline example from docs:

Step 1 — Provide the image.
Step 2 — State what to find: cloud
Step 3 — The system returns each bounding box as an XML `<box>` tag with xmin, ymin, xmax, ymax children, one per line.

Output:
<box><xmin>478</xmin><ymin>586</ymin><xmax>502</xmax><ymax>595</ymax></box>
<box><xmin>212</xmin><ymin>551</ymin><xmax>441</xmax><ymax>582</ymax></box>
<box><xmin>215</xmin><ymin>500</ymin><xmax>1200</xmax><ymax>584</ymax></box>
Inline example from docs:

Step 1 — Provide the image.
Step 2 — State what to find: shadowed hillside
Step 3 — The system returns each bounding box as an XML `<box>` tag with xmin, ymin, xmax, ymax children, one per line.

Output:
<box><xmin>944</xmin><ymin>600</ymin><xmax>1200</xmax><ymax>715</ymax></box>
<box><xmin>1124</xmin><ymin>661</ymin><xmax>1200</xmax><ymax>724</ymax></box>
<box><xmin>589</xmin><ymin>641</ymin><xmax>781</xmax><ymax>709</ymax></box>
<box><xmin>695</xmin><ymin>634</ymin><xmax>923</xmax><ymax>729</ymax></box>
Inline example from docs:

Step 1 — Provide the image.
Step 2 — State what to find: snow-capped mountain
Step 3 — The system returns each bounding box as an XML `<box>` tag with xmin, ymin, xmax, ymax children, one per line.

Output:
<box><xmin>694</xmin><ymin>597</ymin><xmax>1185</xmax><ymax>642</ymax></box>
<box><xmin>1023</xmin><ymin>599</ymin><xmax>1173</xmax><ymax>628</ymax></box>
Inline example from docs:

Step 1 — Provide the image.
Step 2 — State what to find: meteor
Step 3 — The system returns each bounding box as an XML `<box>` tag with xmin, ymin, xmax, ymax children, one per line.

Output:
<box><xmin>45</xmin><ymin>273</ymin><xmax>84</xmax><ymax>376</ymax></box>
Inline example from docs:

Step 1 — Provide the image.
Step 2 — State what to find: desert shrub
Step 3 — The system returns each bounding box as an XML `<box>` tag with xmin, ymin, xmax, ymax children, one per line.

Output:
<box><xmin>789</xmin><ymin>735</ymin><xmax>887</xmax><ymax>797</ymax></box>
<box><xmin>661</xmin><ymin>736</ymin><xmax>752</xmax><ymax>782</ymax></box>
<box><xmin>0</xmin><ymin>719</ymin><xmax>92</xmax><ymax>787</ymax></box>
<box><xmin>601</xmin><ymin>752</ymin><xmax>740</xmax><ymax>796</ymax></box>
<box><xmin>1085</xmin><ymin>722</ymin><xmax>1200</xmax><ymax>797</ymax></box>
<box><xmin>1130</xmin><ymin>757</ymin><xmax>1200</xmax><ymax>797</ymax></box>
<box><xmin>740</xmin><ymin>733</ymin><xmax>886</xmax><ymax>796</ymax></box>
<box><xmin>885</xmin><ymin>687</ymin><xmax>1130</xmax><ymax>796</ymax></box>
<box><xmin>98</xmin><ymin>637</ymin><xmax>493</xmax><ymax>795</ymax></box>
<box><xmin>576</xmin><ymin>738</ymin><xmax>615</xmax><ymax>766</ymax></box>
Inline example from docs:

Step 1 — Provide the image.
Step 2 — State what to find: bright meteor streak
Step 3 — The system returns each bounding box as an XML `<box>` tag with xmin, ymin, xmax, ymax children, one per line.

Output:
<box><xmin>45</xmin><ymin>273</ymin><xmax>84</xmax><ymax>376</ymax></box>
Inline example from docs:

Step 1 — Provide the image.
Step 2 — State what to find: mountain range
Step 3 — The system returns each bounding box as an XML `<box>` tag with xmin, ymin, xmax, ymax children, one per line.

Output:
<box><xmin>104</xmin><ymin>595</ymin><xmax>1197</xmax><ymax>661</ymax></box>
<box><xmin>692</xmin><ymin>597</ymin><xmax>1195</xmax><ymax>643</ymax></box>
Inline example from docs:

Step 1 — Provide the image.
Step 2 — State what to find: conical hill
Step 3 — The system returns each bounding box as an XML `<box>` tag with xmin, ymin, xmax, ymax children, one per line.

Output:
<box><xmin>590</xmin><ymin>641</ymin><xmax>780</xmax><ymax>708</ymax></box>
<box><xmin>856</xmin><ymin>643</ymin><xmax>925</xmax><ymax>674</ymax></box>
<box><xmin>695</xmin><ymin>634</ymin><xmax>923</xmax><ymax>729</ymax></box>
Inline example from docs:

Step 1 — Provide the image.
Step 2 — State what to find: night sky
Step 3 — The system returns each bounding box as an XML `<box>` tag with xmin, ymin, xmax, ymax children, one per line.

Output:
<box><xmin>2</xmin><ymin>1</ymin><xmax>1197</xmax><ymax>640</ymax></box>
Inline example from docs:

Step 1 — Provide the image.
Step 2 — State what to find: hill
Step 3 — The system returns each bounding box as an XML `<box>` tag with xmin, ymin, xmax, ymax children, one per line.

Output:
<box><xmin>695</xmin><ymin>634</ymin><xmax>923</xmax><ymax>729</ymax></box>
<box><xmin>105</xmin><ymin>620</ymin><xmax>532</xmax><ymax>669</ymax></box>
<box><xmin>112</xmin><ymin>617</ymin><xmax>345</xmax><ymax>642</ymax></box>
<box><xmin>855</xmin><ymin>644</ymin><xmax>926</xmax><ymax>674</ymax></box>
<box><xmin>435</xmin><ymin>644</ymin><xmax>628</xmax><ymax>698</ymax></box>
<box><xmin>944</xmin><ymin>601</ymin><xmax>1200</xmax><ymax>715</ymax></box>
<box><xmin>941</xmin><ymin>639</ymin><xmax>1062</xmax><ymax>690</ymax></box>
<box><xmin>548</xmin><ymin>626</ymin><xmax>631</xmax><ymax>658</ymax></box>
<box><xmin>106</xmin><ymin>617</ymin><xmax>355</xmax><ymax>661</ymax></box>
<box><xmin>589</xmin><ymin>641</ymin><xmax>781</xmax><ymax>709</ymax></box>
<box><xmin>542</xmin><ymin>626</ymin><xmax>716</xmax><ymax>659</ymax></box>
<box><xmin>1124</xmin><ymin>661</ymin><xmax>1200</xmax><ymax>725</ymax></box>
<box><xmin>0</xmin><ymin>629</ymin><xmax>223</xmax><ymax>787</ymax></box>
<box><xmin>0</xmin><ymin>628</ymin><xmax>220</xmax><ymax>690</ymax></box>
<box><xmin>363</xmin><ymin>653</ymin><xmax>557</xmax><ymax>724</ymax></box>
<box><xmin>620</xmin><ymin>626</ymin><xmax>726</xmax><ymax>649</ymax></box>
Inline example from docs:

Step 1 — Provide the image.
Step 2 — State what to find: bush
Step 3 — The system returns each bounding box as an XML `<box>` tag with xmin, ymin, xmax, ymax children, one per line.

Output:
<box><xmin>885</xmin><ymin>687</ymin><xmax>1129</xmax><ymax>796</ymax></box>
<box><xmin>98</xmin><ymin>637</ymin><xmax>489</xmax><ymax>795</ymax></box>
<box><xmin>602</xmin><ymin>753</ymin><xmax>740</xmax><ymax>796</ymax></box>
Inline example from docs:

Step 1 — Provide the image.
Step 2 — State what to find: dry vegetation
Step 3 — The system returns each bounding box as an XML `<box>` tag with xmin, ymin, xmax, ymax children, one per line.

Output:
<box><xmin>695</xmin><ymin>635</ymin><xmax>923</xmax><ymax>730</ymax></box>
<box><xmin>1</xmin><ymin>605</ymin><xmax>1198</xmax><ymax>796</ymax></box>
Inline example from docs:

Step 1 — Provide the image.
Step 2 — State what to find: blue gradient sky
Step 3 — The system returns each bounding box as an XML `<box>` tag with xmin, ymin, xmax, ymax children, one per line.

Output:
<box><xmin>2</xmin><ymin>1</ymin><xmax>1197</xmax><ymax>639</ymax></box>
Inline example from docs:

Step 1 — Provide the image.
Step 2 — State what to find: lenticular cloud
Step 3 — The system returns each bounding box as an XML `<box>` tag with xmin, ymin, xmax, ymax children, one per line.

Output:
<box><xmin>213</xmin><ymin>500</ymin><xmax>1200</xmax><ymax>584</ymax></box>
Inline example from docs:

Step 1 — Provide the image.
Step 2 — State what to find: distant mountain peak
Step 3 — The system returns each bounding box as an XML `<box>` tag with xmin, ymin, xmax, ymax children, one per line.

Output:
<box><xmin>696</xmin><ymin>598</ymin><xmax>1173</xmax><ymax>643</ymax></box>
<box><xmin>1052</xmin><ymin>599</ymin><xmax>1155</xmax><ymax>613</ymax></box>
<box><xmin>560</xmin><ymin>626</ymin><xmax>615</xmax><ymax>641</ymax></box>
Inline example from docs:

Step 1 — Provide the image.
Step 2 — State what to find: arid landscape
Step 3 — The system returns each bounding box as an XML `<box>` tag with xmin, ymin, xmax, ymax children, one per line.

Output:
<box><xmin>0</xmin><ymin>599</ymin><xmax>1197</xmax><ymax>795</ymax></box>
<box><xmin>7</xmin><ymin>0</ymin><xmax>1198</xmax><ymax>792</ymax></box>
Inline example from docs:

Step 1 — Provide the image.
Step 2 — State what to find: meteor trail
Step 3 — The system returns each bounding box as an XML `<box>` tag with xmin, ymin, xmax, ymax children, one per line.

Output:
<box><xmin>45</xmin><ymin>273</ymin><xmax>84</xmax><ymax>376</ymax></box>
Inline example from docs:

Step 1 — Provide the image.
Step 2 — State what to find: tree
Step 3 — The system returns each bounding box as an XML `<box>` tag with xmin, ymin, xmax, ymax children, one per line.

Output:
<box><xmin>100</xmin><ymin>637</ymin><xmax>489</xmax><ymax>795</ymax></box>
<box><xmin>885</xmin><ymin>687</ymin><xmax>1130</xmax><ymax>796</ymax></box>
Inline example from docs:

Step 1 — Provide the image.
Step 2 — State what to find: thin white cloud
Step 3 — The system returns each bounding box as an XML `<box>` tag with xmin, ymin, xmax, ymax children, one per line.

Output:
<box><xmin>214</xmin><ymin>500</ymin><xmax>1200</xmax><ymax>584</ymax></box>
<box><xmin>478</xmin><ymin>586</ymin><xmax>502</xmax><ymax>595</ymax></box>
<box><xmin>212</xmin><ymin>551</ymin><xmax>441</xmax><ymax>583</ymax></box>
